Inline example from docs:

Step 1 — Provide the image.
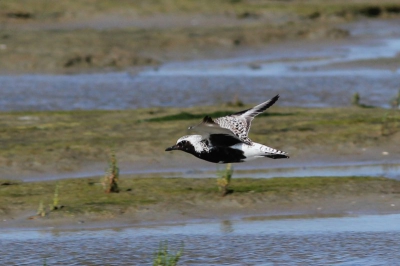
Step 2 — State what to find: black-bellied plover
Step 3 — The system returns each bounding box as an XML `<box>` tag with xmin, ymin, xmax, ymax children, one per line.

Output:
<box><xmin>165</xmin><ymin>95</ymin><xmax>289</xmax><ymax>163</ymax></box>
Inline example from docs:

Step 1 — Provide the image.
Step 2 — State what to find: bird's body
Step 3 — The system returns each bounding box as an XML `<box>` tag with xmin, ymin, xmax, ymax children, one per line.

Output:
<box><xmin>165</xmin><ymin>95</ymin><xmax>289</xmax><ymax>163</ymax></box>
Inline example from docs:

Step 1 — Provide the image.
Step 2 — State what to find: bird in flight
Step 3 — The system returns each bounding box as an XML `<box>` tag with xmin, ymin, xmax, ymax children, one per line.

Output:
<box><xmin>165</xmin><ymin>94</ymin><xmax>289</xmax><ymax>163</ymax></box>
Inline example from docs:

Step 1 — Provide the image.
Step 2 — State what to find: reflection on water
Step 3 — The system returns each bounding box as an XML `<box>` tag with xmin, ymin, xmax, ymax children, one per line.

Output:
<box><xmin>220</xmin><ymin>220</ymin><xmax>234</xmax><ymax>234</ymax></box>
<box><xmin>1</xmin><ymin>214</ymin><xmax>400</xmax><ymax>265</ymax></box>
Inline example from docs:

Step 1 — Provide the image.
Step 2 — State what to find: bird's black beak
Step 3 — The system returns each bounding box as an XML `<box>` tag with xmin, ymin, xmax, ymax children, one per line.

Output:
<box><xmin>165</xmin><ymin>145</ymin><xmax>178</xmax><ymax>151</ymax></box>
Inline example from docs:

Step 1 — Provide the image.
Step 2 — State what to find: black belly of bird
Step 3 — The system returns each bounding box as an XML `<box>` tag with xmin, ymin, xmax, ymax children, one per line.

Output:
<box><xmin>193</xmin><ymin>146</ymin><xmax>246</xmax><ymax>164</ymax></box>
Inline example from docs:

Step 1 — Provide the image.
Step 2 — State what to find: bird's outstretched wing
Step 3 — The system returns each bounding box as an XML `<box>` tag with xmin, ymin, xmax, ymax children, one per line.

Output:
<box><xmin>189</xmin><ymin>95</ymin><xmax>280</xmax><ymax>145</ymax></box>
<box><xmin>189</xmin><ymin>116</ymin><xmax>244</xmax><ymax>146</ymax></box>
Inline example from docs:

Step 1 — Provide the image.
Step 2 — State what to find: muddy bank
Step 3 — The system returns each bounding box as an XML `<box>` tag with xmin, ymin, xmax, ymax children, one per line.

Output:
<box><xmin>1</xmin><ymin>176</ymin><xmax>400</xmax><ymax>230</ymax></box>
<box><xmin>1</xmin><ymin>1</ymin><xmax>400</xmax><ymax>73</ymax></box>
<box><xmin>0</xmin><ymin>23</ymin><xmax>347</xmax><ymax>74</ymax></box>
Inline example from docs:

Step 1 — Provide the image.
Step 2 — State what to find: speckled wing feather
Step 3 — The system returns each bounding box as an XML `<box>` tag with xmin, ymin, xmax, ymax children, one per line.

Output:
<box><xmin>188</xmin><ymin>116</ymin><xmax>244</xmax><ymax>144</ymax></box>
<box><xmin>189</xmin><ymin>95</ymin><xmax>280</xmax><ymax>145</ymax></box>
<box><xmin>228</xmin><ymin>94</ymin><xmax>280</xmax><ymax>135</ymax></box>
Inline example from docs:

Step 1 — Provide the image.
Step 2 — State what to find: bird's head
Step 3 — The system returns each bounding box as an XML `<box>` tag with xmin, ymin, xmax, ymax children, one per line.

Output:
<box><xmin>165</xmin><ymin>135</ymin><xmax>202</xmax><ymax>153</ymax></box>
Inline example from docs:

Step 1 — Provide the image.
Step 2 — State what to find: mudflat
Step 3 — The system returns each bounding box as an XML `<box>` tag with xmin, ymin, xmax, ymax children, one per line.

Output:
<box><xmin>1</xmin><ymin>0</ymin><xmax>400</xmax><ymax>74</ymax></box>
<box><xmin>1</xmin><ymin>0</ymin><xmax>400</xmax><ymax>229</ymax></box>
<box><xmin>1</xmin><ymin>105</ymin><xmax>399</xmax><ymax>229</ymax></box>
<box><xmin>2</xmin><ymin>176</ymin><xmax>400</xmax><ymax>230</ymax></box>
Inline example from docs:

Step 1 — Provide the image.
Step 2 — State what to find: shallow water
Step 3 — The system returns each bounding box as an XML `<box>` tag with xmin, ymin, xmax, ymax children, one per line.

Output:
<box><xmin>1</xmin><ymin>21</ymin><xmax>400</xmax><ymax>111</ymax></box>
<box><xmin>143</xmin><ymin>38</ymin><xmax>400</xmax><ymax>77</ymax></box>
<box><xmin>18</xmin><ymin>161</ymin><xmax>400</xmax><ymax>183</ymax></box>
<box><xmin>1</xmin><ymin>214</ymin><xmax>400</xmax><ymax>265</ymax></box>
<box><xmin>2</xmin><ymin>71</ymin><xmax>399</xmax><ymax>111</ymax></box>
<box><xmin>180</xmin><ymin>162</ymin><xmax>400</xmax><ymax>180</ymax></box>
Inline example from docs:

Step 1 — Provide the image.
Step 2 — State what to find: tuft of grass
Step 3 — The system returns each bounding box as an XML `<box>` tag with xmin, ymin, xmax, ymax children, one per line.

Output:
<box><xmin>352</xmin><ymin>92</ymin><xmax>360</xmax><ymax>106</ymax></box>
<box><xmin>153</xmin><ymin>241</ymin><xmax>183</xmax><ymax>266</ymax></box>
<box><xmin>35</xmin><ymin>184</ymin><xmax>63</xmax><ymax>217</ymax></box>
<box><xmin>217</xmin><ymin>163</ymin><xmax>233</xmax><ymax>196</ymax></box>
<box><xmin>351</xmin><ymin>92</ymin><xmax>375</xmax><ymax>108</ymax></box>
<box><xmin>103</xmin><ymin>151</ymin><xmax>120</xmax><ymax>193</ymax></box>
<box><xmin>37</xmin><ymin>200</ymin><xmax>46</xmax><ymax>217</ymax></box>
<box><xmin>390</xmin><ymin>89</ymin><xmax>400</xmax><ymax>109</ymax></box>
<box><xmin>381</xmin><ymin>111</ymin><xmax>400</xmax><ymax>136</ymax></box>
<box><xmin>51</xmin><ymin>183</ymin><xmax>60</xmax><ymax>211</ymax></box>
<box><xmin>226</xmin><ymin>95</ymin><xmax>245</xmax><ymax>107</ymax></box>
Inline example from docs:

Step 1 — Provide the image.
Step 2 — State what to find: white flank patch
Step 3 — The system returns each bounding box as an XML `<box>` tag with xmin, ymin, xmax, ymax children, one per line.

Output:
<box><xmin>231</xmin><ymin>142</ymin><xmax>287</xmax><ymax>161</ymax></box>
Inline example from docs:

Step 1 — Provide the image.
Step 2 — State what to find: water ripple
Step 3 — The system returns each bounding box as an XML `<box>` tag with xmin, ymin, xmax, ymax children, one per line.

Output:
<box><xmin>1</xmin><ymin>214</ymin><xmax>400</xmax><ymax>265</ymax></box>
